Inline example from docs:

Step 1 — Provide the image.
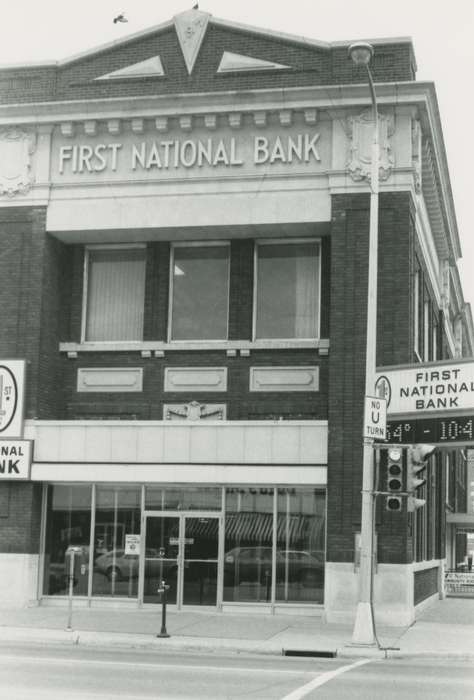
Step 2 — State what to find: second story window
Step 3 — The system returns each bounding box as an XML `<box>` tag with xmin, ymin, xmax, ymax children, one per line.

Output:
<box><xmin>169</xmin><ymin>243</ymin><xmax>230</xmax><ymax>340</ymax></box>
<box><xmin>83</xmin><ymin>246</ymin><xmax>146</xmax><ymax>342</ymax></box>
<box><xmin>254</xmin><ymin>240</ymin><xmax>320</xmax><ymax>340</ymax></box>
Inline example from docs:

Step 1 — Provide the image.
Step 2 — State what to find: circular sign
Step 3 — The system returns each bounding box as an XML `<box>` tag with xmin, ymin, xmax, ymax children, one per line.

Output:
<box><xmin>0</xmin><ymin>365</ymin><xmax>18</xmax><ymax>433</ymax></box>
<box><xmin>375</xmin><ymin>375</ymin><xmax>391</xmax><ymax>408</ymax></box>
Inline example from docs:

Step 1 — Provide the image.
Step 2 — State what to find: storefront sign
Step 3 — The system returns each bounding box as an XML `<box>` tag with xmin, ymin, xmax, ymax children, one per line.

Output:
<box><xmin>376</xmin><ymin>360</ymin><xmax>474</xmax><ymax>415</ymax></box>
<box><xmin>124</xmin><ymin>534</ymin><xmax>141</xmax><ymax>556</ymax></box>
<box><xmin>52</xmin><ymin>124</ymin><xmax>330</xmax><ymax>184</ymax></box>
<box><xmin>57</xmin><ymin>133</ymin><xmax>321</xmax><ymax>174</ymax></box>
<box><xmin>0</xmin><ymin>439</ymin><xmax>32</xmax><ymax>480</ymax></box>
<box><xmin>0</xmin><ymin>360</ymin><xmax>26</xmax><ymax>438</ymax></box>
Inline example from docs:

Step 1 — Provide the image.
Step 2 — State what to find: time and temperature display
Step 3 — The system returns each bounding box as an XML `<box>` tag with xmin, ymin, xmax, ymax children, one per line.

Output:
<box><xmin>386</xmin><ymin>415</ymin><xmax>474</xmax><ymax>445</ymax></box>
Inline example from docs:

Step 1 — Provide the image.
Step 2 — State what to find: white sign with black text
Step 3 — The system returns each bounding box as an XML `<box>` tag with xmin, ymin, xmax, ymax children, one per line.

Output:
<box><xmin>0</xmin><ymin>440</ymin><xmax>32</xmax><ymax>480</ymax></box>
<box><xmin>363</xmin><ymin>396</ymin><xmax>387</xmax><ymax>440</ymax></box>
<box><xmin>376</xmin><ymin>360</ymin><xmax>474</xmax><ymax>415</ymax></box>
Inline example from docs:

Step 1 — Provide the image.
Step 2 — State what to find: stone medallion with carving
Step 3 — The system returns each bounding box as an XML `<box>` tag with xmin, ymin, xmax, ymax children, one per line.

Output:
<box><xmin>0</xmin><ymin>127</ymin><xmax>36</xmax><ymax>196</ymax></box>
<box><xmin>347</xmin><ymin>109</ymin><xmax>394</xmax><ymax>182</ymax></box>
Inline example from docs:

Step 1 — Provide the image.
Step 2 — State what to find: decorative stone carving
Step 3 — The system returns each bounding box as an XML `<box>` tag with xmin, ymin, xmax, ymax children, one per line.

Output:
<box><xmin>155</xmin><ymin>117</ymin><xmax>168</xmax><ymax>133</ymax></box>
<box><xmin>217</xmin><ymin>51</ymin><xmax>291</xmax><ymax>73</ymax></box>
<box><xmin>174</xmin><ymin>8</ymin><xmax>210</xmax><ymax>74</ymax></box>
<box><xmin>0</xmin><ymin>127</ymin><xmax>36</xmax><ymax>197</ymax></box>
<box><xmin>304</xmin><ymin>109</ymin><xmax>318</xmax><ymax>125</ymax></box>
<box><xmin>84</xmin><ymin>120</ymin><xmax>97</xmax><ymax>136</ymax></box>
<box><xmin>164</xmin><ymin>401</ymin><xmax>226</xmax><ymax>420</ymax></box>
<box><xmin>95</xmin><ymin>56</ymin><xmax>165</xmax><ymax>80</ymax></box>
<box><xmin>347</xmin><ymin>109</ymin><xmax>394</xmax><ymax>182</ymax></box>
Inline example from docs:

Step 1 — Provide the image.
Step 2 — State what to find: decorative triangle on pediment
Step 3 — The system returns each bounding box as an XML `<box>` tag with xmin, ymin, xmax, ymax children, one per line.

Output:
<box><xmin>174</xmin><ymin>8</ymin><xmax>210</xmax><ymax>74</ymax></box>
<box><xmin>95</xmin><ymin>56</ymin><xmax>165</xmax><ymax>80</ymax></box>
<box><xmin>217</xmin><ymin>51</ymin><xmax>291</xmax><ymax>73</ymax></box>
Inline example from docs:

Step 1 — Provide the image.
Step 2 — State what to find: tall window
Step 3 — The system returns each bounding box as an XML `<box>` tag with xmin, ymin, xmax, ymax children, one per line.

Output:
<box><xmin>255</xmin><ymin>241</ymin><xmax>320</xmax><ymax>339</ymax></box>
<box><xmin>414</xmin><ymin>269</ymin><xmax>421</xmax><ymax>357</ymax></box>
<box><xmin>170</xmin><ymin>244</ymin><xmax>229</xmax><ymax>340</ymax></box>
<box><xmin>83</xmin><ymin>246</ymin><xmax>146</xmax><ymax>341</ymax></box>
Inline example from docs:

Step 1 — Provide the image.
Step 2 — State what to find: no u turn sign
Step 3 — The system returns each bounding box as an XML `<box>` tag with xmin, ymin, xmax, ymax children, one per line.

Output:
<box><xmin>363</xmin><ymin>395</ymin><xmax>387</xmax><ymax>440</ymax></box>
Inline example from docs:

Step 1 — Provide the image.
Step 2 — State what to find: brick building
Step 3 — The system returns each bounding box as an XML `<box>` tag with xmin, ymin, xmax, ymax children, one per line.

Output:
<box><xmin>0</xmin><ymin>8</ymin><xmax>472</xmax><ymax>624</ymax></box>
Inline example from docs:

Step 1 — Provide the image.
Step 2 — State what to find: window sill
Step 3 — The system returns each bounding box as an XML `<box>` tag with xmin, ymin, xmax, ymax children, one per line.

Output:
<box><xmin>59</xmin><ymin>339</ymin><xmax>330</xmax><ymax>357</ymax></box>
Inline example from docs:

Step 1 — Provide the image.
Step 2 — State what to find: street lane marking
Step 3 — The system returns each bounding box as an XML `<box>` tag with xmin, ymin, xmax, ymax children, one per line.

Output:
<box><xmin>280</xmin><ymin>658</ymin><xmax>373</xmax><ymax>700</ymax></box>
<box><xmin>0</xmin><ymin>652</ymin><xmax>316</xmax><ymax>676</ymax></box>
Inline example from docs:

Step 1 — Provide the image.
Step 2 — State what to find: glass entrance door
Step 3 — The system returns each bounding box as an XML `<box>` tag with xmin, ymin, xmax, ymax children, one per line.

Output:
<box><xmin>143</xmin><ymin>513</ymin><xmax>221</xmax><ymax>607</ymax></box>
<box><xmin>182</xmin><ymin>516</ymin><xmax>219</xmax><ymax>606</ymax></box>
<box><xmin>143</xmin><ymin>516</ymin><xmax>180</xmax><ymax>604</ymax></box>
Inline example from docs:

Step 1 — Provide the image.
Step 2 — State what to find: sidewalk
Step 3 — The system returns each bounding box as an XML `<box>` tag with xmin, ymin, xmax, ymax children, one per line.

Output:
<box><xmin>1</xmin><ymin>597</ymin><xmax>473</xmax><ymax>659</ymax></box>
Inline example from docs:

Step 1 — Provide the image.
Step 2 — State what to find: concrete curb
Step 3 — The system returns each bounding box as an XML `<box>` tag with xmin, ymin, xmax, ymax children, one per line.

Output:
<box><xmin>1</xmin><ymin>626</ymin><xmax>474</xmax><ymax>660</ymax></box>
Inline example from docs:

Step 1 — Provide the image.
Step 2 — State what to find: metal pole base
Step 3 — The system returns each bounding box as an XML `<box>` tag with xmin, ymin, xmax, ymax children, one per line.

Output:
<box><xmin>156</xmin><ymin>631</ymin><xmax>170</xmax><ymax>638</ymax></box>
<box><xmin>351</xmin><ymin>601</ymin><xmax>377</xmax><ymax>645</ymax></box>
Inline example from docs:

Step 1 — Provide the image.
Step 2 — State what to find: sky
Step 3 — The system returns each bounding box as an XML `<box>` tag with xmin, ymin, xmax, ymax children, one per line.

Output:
<box><xmin>1</xmin><ymin>0</ymin><xmax>474</xmax><ymax>311</ymax></box>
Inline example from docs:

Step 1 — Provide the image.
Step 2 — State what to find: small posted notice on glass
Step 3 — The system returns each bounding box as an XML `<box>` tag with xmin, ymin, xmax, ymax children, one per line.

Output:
<box><xmin>125</xmin><ymin>534</ymin><xmax>141</xmax><ymax>556</ymax></box>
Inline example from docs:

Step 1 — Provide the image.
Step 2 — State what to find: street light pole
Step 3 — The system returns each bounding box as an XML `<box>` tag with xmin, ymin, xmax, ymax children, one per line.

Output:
<box><xmin>348</xmin><ymin>42</ymin><xmax>380</xmax><ymax>645</ymax></box>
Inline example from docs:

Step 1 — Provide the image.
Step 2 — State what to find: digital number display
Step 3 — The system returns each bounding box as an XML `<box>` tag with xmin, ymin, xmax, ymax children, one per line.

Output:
<box><xmin>386</xmin><ymin>415</ymin><xmax>474</xmax><ymax>445</ymax></box>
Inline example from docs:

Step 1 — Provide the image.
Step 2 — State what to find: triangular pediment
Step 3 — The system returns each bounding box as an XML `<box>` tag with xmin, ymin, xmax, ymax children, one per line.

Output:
<box><xmin>173</xmin><ymin>8</ymin><xmax>210</xmax><ymax>74</ymax></box>
<box><xmin>95</xmin><ymin>56</ymin><xmax>165</xmax><ymax>80</ymax></box>
<box><xmin>217</xmin><ymin>51</ymin><xmax>291</xmax><ymax>73</ymax></box>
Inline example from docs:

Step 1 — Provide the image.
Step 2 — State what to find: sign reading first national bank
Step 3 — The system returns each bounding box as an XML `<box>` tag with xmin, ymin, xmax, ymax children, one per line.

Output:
<box><xmin>376</xmin><ymin>360</ymin><xmax>474</xmax><ymax>416</ymax></box>
<box><xmin>53</xmin><ymin>129</ymin><xmax>326</xmax><ymax>179</ymax></box>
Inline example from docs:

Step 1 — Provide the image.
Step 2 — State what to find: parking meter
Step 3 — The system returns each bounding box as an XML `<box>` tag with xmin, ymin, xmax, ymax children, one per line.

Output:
<box><xmin>65</xmin><ymin>545</ymin><xmax>85</xmax><ymax>631</ymax></box>
<box><xmin>157</xmin><ymin>579</ymin><xmax>171</xmax><ymax>638</ymax></box>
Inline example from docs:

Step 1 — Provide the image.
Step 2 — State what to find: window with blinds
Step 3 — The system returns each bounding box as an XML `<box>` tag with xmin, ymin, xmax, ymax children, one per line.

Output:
<box><xmin>254</xmin><ymin>240</ymin><xmax>320</xmax><ymax>340</ymax></box>
<box><xmin>83</xmin><ymin>247</ymin><xmax>146</xmax><ymax>342</ymax></box>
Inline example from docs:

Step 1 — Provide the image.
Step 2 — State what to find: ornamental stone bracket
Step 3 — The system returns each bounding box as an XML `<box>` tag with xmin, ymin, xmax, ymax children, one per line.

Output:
<box><xmin>0</xmin><ymin>127</ymin><xmax>36</xmax><ymax>197</ymax></box>
<box><xmin>346</xmin><ymin>109</ymin><xmax>394</xmax><ymax>182</ymax></box>
<box><xmin>58</xmin><ymin>108</ymin><xmax>318</xmax><ymax>138</ymax></box>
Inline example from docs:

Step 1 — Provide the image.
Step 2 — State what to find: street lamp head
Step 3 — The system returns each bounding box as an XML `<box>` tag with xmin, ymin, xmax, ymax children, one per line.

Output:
<box><xmin>348</xmin><ymin>42</ymin><xmax>374</xmax><ymax>66</ymax></box>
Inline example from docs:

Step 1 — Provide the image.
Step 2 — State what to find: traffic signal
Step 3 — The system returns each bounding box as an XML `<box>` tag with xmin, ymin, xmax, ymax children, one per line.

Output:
<box><xmin>385</xmin><ymin>446</ymin><xmax>404</xmax><ymax>512</ymax></box>
<box><xmin>407</xmin><ymin>444</ymin><xmax>436</xmax><ymax>512</ymax></box>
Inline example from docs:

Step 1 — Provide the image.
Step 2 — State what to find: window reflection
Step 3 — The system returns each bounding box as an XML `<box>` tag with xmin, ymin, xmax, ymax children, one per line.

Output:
<box><xmin>224</xmin><ymin>488</ymin><xmax>274</xmax><ymax>602</ymax></box>
<box><xmin>92</xmin><ymin>486</ymin><xmax>141</xmax><ymax>598</ymax></box>
<box><xmin>275</xmin><ymin>489</ymin><xmax>325</xmax><ymax>603</ymax></box>
<box><xmin>43</xmin><ymin>485</ymin><xmax>92</xmax><ymax>596</ymax></box>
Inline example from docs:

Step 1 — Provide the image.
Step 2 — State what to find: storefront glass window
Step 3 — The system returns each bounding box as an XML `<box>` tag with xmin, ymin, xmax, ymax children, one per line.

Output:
<box><xmin>255</xmin><ymin>241</ymin><xmax>320</xmax><ymax>339</ymax></box>
<box><xmin>275</xmin><ymin>489</ymin><xmax>325</xmax><ymax>603</ymax></box>
<box><xmin>170</xmin><ymin>244</ymin><xmax>229</xmax><ymax>340</ymax></box>
<box><xmin>223</xmin><ymin>488</ymin><xmax>274</xmax><ymax>602</ymax></box>
<box><xmin>145</xmin><ymin>486</ymin><xmax>221</xmax><ymax>511</ymax></box>
<box><xmin>43</xmin><ymin>484</ymin><xmax>92</xmax><ymax>596</ymax></box>
<box><xmin>92</xmin><ymin>485</ymin><xmax>141</xmax><ymax>598</ymax></box>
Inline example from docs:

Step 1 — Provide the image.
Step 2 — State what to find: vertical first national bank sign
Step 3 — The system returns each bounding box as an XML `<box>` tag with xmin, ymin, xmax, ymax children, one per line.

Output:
<box><xmin>0</xmin><ymin>359</ymin><xmax>32</xmax><ymax>480</ymax></box>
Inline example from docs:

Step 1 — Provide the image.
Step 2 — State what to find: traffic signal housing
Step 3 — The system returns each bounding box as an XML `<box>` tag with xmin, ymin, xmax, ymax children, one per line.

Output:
<box><xmin>407</xmin><ymin>444</ymin><xmax>436</xmax><ymax>512</ymax></box>
<box><xmin>385</xmin><ymin>446</ymin><xmax>404</xmax><ymax>512</ymax></box>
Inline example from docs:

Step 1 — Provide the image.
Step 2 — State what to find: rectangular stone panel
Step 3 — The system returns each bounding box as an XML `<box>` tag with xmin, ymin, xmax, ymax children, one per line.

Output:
<box><xmin>249</xmin><ymin>366</ymin><xmax>319</xmax><ymax>392</ymax></box>
<box><xmin>164</xmin><ymin>367</ymin><xmax>227</xmax><ymax>392</ymax></box>
<box><xmin>77</xmin><ymin>368</ymin><xmax>143</xmax><ymax>392</ymax></box>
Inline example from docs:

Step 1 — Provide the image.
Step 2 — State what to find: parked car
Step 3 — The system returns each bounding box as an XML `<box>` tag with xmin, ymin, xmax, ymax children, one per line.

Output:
<box><xmin>95</xmin><ymin>548</ymin><xmax>178</xmax><ymax>582</ymax></box>
<box><xmin>223</xmin><ymin>546</ymin><xmax>323</xmax><ymax>587</ymax></box>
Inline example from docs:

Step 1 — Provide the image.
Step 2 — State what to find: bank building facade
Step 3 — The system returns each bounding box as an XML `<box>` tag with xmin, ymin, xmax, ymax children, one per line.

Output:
<box><xmin>0</xmin><ymin>8</ymin><xmax>472</xmax><ymax>624</ymax></box>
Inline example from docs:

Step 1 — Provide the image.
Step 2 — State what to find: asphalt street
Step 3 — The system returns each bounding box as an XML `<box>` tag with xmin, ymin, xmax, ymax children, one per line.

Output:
<box><xmin>0</xmin><ymin>642</ymin><xmax>473</xmax><ymax>699</ymax></box>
